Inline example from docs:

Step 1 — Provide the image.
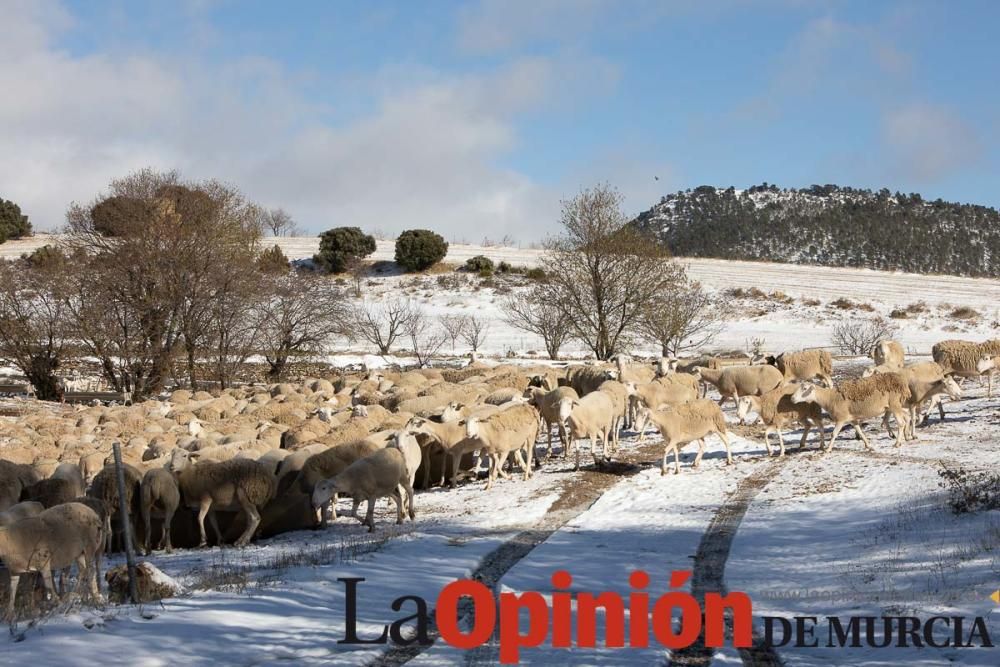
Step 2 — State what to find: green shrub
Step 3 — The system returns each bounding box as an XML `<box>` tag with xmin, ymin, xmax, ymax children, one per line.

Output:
<box><xmin>525</xmin><ymin>267</ymin><xmax>547</xmax><ymax>281</ymax></box>
<box><xmin>465</xmin><ymin>255</ymin><xmax>494</xmax><ymax>273</ymax></box>
<box><xmin>0</xmin><ymin>198</ymin><xmax>32</xmax><ymax>243</ymax></box>
<box><xmin>314</xmin><ymin>226</ymin><xmax>376</xmax><ymax>273</ymax></box>
<box><xmin>257</xmin><ymin>245</ymin><xmax>290</xmax><ymax>274</ymax></box>
<box><xmin>497</xmin><ymin>261</ymin><xmax>512</xmax><ymax>273</ymax></box>
<box><xmin>395</xmin><ymin>229</ymin><xmax>448</xmax><ymax>272</ymax></box>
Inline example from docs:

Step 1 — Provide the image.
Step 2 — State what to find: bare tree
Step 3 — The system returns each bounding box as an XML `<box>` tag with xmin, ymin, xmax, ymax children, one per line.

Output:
<box><xmin>349</xmin><ymin>298</ymin><xmax>418</xmax><ymax>355</ymax></box>
<box><xmin>438</xmin><ymin>314</ymin><xmax>468</xmax><ymax>352</ymax></box>
<box><xmin>539</xmin><ymin>184</ymin><xmax>682</xmax><ymax>359</ymax></box>
<box><xmin>204</xmin><ymin>266</ymin><xmax>264</xmax><ymax>388</ymax></box>
<box><xmin>408</xmin><ymin>309</ymin><xmax>449</xmax><ymax>367</ymax></box>
<box><xmin>831</xmin><ymin>317</ymin><xmax>899</xmax><ymax>355</ymax></box>
<box><xmin>460</xmin><ymin>315</ymin><xmax>490</xmax><ymax>353</ymax></box>
<box><xmin>63</xmin><ymin>169</ymin><xmax>263</xmax><ymax>398</ymax></box>
<box><xmin>0</xmin><ymin>252</ymin><xmax>75</xmax><ymax>400</ymax></box>
<box><xmin>639</xmin><ymin>275</ymin><xmax>728</xmax><ymax>357</ymax></box>
<box><xmin>263</xmin><ymin>207</ymin><xmax>299</xmax><ymax>237</ymax></box>
<box><xmin>255</xmin><ymin>273</ymin><xmax>348</xmax><ymax>380</ymax></box>
<box><xmin>500</xmin><ymin>287</ymin><xmax>572</xmax><ymax>360</ymax></box>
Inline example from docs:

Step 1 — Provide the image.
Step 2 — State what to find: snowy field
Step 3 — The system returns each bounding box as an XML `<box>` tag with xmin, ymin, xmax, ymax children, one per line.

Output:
<box><xmin>2</xmin><ymin>236</ymin><xmax>999</xmax><ymax>665</ymax></box>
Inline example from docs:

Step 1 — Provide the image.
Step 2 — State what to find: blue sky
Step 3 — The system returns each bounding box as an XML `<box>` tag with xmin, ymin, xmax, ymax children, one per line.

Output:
<box><xmin>3</xmin><ymin>0</ymin><xmax>998</xmax><ymax>240</ymax></box>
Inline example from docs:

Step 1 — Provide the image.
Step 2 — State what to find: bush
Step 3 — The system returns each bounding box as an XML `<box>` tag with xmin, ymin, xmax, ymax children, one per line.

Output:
<box><xmin>830</xmin><ymin>316</ymin><xmax>899</xmax><ymax>355</ymax></box>
<box><xmin>314</xmin><ymin>227</ymin><xmax>376</xmax><ymax>273</ymax></box>
<box><xmin>464</xmin><ymin>255</ymin><xmax>494</xmax><ymax>273</ymax></box>
<box><xmin>497</xmin><ymin>261</ymin><xmax>512</xmax><ymax>273</ymax></box>
<box><xmin>938</xmin><ymin>465</ymin><xmax>1000</xmax><ymax>514</ymax></box>
<box><xmin>950</xmin><ymin>306</ymin><xmax>980</xmax><ymax>320</ymax></box>
<box><xmin>257</xmin><ymin>245</ymin><xmax>290</xmax><ymax>274</ymax></box>
<box><xmin>830</xmin><ymin>297</ymin><xmax>855</xmax><ymax>310</ymax></box>
<box><xmin>0</xmin><ymin>198</ymin><xmax>33</xmax><ymax>243</ymax></box>
<box><xmin>395</xmin><ymin>229</ymin><xmax>448</xmax><ymax>272</ymax></box>
<box><xmin>525</xmin><ymin>267</ymin><xmax>547</xmax><ymax>281</ymax></box>
<box><xmin>889</xmin><ymin>308</ymin><xmax>908</xmax><ymax>319</ymax></box>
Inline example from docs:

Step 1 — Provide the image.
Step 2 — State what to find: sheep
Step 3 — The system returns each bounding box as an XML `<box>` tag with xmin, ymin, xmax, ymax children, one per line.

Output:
<box><xmin>166</xmin><ymin>449</ymin><xmax>276</xmax><ymax>548</ymax></box>
<box><xmin>562</xmin><ymin>366</ymin><xmax>614</xmax><ymax>397</ymax></box>
<box><xmin>932</xmin><ymin>339</ymin><xmax>1000</xmax><ymax>396</ymax></box>
<box><xmin>558</xmin><ymin>391</ymin><xmax>616</xmax><ymax>470</ymax></box>
<box><xmin>311</xmin><ymin>447</ymin><xmax>414</xmax><ymax>532</ymax></box>
<box><xmin>766</xmin><ymin>349</ymin><xmax>834</xmax><ymax>387</ymax></box>
<box><xmin>877</xmin><ymin>362</ymin><xmax>962</xmax><ymax>440</ymax></box>
<box><xmin>693</xmin><ymin>365</ymin><xmax>784</xmax><ymax>417</ymax></box>
<box><xmin>0</xmin><ymin>460</ymin><xmax>40</xmax><ymax>511</ymax></box>
<box><xmin>79</xmin><ymin>452</ymin><xmax>106</xmax><ymax>486</ymax></box>
<box><xmin>0</xmin><ymin>501</ymin><xmax>44</xmax><ymax>526</ymax></box>
<box><xmin>613</xmin><ymin>354</ymin><xmax>656</xmax><ymax>386</ymax></box>
<box><xmin>21</xmin><ymin>477</ymin><xmax>82</xmax><ymax>509</ymax></box>
<box><xmin>790</xmin><ymin>373</ymin><xmax>911</xmax><ymax>451</ymax></box>
<box><xmin>465</xmin><ymin>404</ymin><xmax>539</xmax><ymax>490</ymax></box>
<box><xmin>295</xmin><ymin>439</ymin><xmax>384</xmax><ymax>526</ymax></box>
<box><xmin>88</xmin><ymin>463</ymin><xmax>143</xmax><ymax>554</ymax></box>
<box><xmin>637</xmin><ymin>399</ymin><xmax>733</xmax><ymax>475</ymax></box>
<box><xmin>404</xmin><ymin>417</ymin><xmax>475</xmax><ymax>489</ymax></box>
<box><xmin>596</xmin><ymin>380</ymin><xmax>629</xmax><ymax>451</ymax></box>
<box><xmin>736</xmin><ymin>385</ymin><xmax>825</xmax><ymax>457</ymax></box>
<box><xmin>140</xmin><ymin>468</ymin><xmax>180</xmax><ymax>554</ymax></box>
<box><xmin>0</xmin><ymin>502</ymin><xmax>104</xmax><ymax>620</ymax></box>
<box><xmin>389</xmin><ymin>431</ymin><xmax>421</xmax><ymax>514</ymax></box>
<box><xmin>871</xmin><ymin>340</ymin><xmax>905</xmax><ymax>369</ymax></box>
<box><xmin>627</xmin><ymin>377</ymin><xmax>700</xmax><ymax>443</ymax></box>
<box><xmin>256</xmin><ymin>448</ymin><xmax>292</xmax><ymax>476</ymax></box>
<box><xmin>523</xmin><ymin>386</ymin><xmax>579</xmax><ymax>459</ymax></box>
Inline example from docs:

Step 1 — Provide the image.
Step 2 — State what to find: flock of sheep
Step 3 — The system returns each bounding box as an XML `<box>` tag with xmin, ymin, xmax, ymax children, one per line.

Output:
<box><xmin>0</xmin><ymin>336</ymin><xmax>997</xmax><ymax>620</ymax></box>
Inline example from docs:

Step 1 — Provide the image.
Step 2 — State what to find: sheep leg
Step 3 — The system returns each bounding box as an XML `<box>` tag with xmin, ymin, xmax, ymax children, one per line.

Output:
<box><xmin>142</xmin><ymin>502</ymin><xmax>152</xmax><ymax>555</ymax></box>
<box><xmin>208</xmin><ymin>511</ymin><xmax>224</xmax><ymax>546</ymax></box>
<box><xmin>798</xmin><ymin>423</ymin><xmax>810</xmax><ymax>450</ymax></box>
<box><xmin>673</xmin><ymin>442</ymin><xmax>682</xmax><ymax>475</ymax></box>
<box><xmin>234</xmin><ymin>489</ymin><xmax>260</xmax><ymax>547</ymax></box>
<box><xmin>762</xmin><ymin>429</ymin><xmax>774</xmax><ymax>457</ymax></box>
<box><xmin>392</xmin><ymin>489</ymin><xmax>404</xmax><ymax>524</ymax></box>
<box><xmin>692</xmin><ymin>439</ymin><xmax>706</xmax><ymax>468</ymax></box>
<box><xmin>776</xmin><ymin>429</ymin><xmax>786</xmax><ymax>458</ymax></box>
<box><xmin>41</xmin><ymin>569</ymin><xmax>58</xmax><ymax>606</ymax></box>
<box><xmin>84</xmin><ymin>553</ymin><xmax>103</xmax><ymax>604</ymax></box>
<box><xmin>852</xmin><ymin>423</ymin><xmax>873</xmax><ymax>450</ymax></box>
<box><xmin>351</xmin><ymin>497</ymin><xmax>363</xmax><ymax>522</ymax></box>
<box><xmin>513</xmin><ymin>449</ymin><xmax>529</xmax><ymax>481</ymax></box>
<box><xmin>364</xmin><ymin>497</ymin><xmax>376</xmax><ymax>532</ymax></box>
<box><xmin>196</xmin><ymin>498</ymin><xmax>212</xmax><ymax>548</ymax></box>
<box><xmin>450</xmin><ymin>452</ymin><xmax>461</xmax><ymax>489</ymax></box>
<box><xmin>162</xmin><ymin>506</ymin><xmax>175</xmax><ymax>553</ymax></box>
<box><xmin>892</xmin><ymin>410</ymin><xmax>909</xmax><ymax>448</ymax></box>
<box><xmin>826</xmin><ymin>423</ymin><xmax>845</xmax><ymax>452</ymax></box>
<box><xmin>403</xmin><ymin>480</ymin><xmax>415</xmax><ymax>520</ymax></box>
<box><xmin>6</xmin><ymin>574</ymin><xmax>19</xmax><ymax>621</ymax></box>
<box><xmin>719</xmin><ymin>430</ymin><xmax>734</xmax><ymax>465</ymax></box>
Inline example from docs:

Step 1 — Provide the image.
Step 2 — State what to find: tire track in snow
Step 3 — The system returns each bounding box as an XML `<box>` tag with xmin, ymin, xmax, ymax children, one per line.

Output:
<box><xmin>667</xmin><ymin>459</ymin><xmax>787</xmax><ymax>667</ymax></box>
<box><xmin>370</xmin><ymin>445</ymin><xmax>666</xmax><ymax>667</ymax></box>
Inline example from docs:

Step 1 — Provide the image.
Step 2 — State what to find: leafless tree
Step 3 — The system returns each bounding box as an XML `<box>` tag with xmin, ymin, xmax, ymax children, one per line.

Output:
<box><xmin>408</xmin><ymin>309</ymin><xmax>449</xmax><ymax>367</ymax></box>
<box><xmin>0</xmin><ymin>252</ymin><xmax>75</xmax><ymax>400</ymax></box>
<box><xmin>64</xmin><ymin>169</ymin><xmax>262</xmax><ymax>398</ymax></box>
<box><xmin>256</xmin><ymin>273</ymin><xmax>348</xmax><ymax>380</ymax></box>
<box><xmin>500</xmin><ymin>287</ymin><xmax>573</xmax><ymax>360</ymax></box>
<box><xmin>459</xmin><ymin>315</ymin><xmax>490</xmax><ymax>353</ymax></box>
<box><xmin>262</xmin><ymin>207</ymin><xmax>299</xmax><ymax>237</ymax></box>
<box><xmin>349</xmin><ymin>298</ymin><xmax>418</xmax><ymax>355</ymax></box>
<box><xmin>438</xmin><ymin>314</ymin><xmax>468</xmax><ymax>351</ymax></box>
<box><xmin>347</xmin><ymin>258</ymin><xmax>367</xmax><ymax>298</ymax></box>
<box><xmin>204</xmin><ymin>266</ymin><xmax>264</xmax><ymax>388</ymax></box>
<box><xmin>831</xmin><ymin>317</ymin><xmax>900</xmax><ymax>355</ymax></box>
<box><xmin>639</xmin><ymin>275</ymin><xmax>728</xmax><ymax>357</ymax></box>
<box><xmin>538</xmin><ymin>184</ymin><xmax>682</xmax><ymax>359</ymax></box>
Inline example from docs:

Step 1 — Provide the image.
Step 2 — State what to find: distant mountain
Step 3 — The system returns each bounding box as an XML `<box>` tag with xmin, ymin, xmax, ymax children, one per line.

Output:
<box><xmin>630</xmin><ymin>183</ymin><xmax>1000</xmax><ymax>277</ymax></box>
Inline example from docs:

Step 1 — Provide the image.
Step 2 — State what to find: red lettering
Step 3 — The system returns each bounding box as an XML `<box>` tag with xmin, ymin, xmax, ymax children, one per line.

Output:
<box><xmin>629</xmin><ymin>570</ymin><xmax>650</xmax><ymax>648</ymax></box>
<box><xmin>436</xmin><ymin>580</ymin><xmax>495</xmax><ymax>650</ymax></box>
<box><xmin>498</xmin><ymin>592</ymin><xmax>549</xmax><ymax>663</ymax></box>
<box><xmin>578</xmin><ymin>592</ymin><xmax>626</xmax><ymax>648</ymax></box>
<box><xmin>550</xmin><ymin>570</ymin><xmax>573</xmax><ymax>648</ymax></box>
<box><xmin>705</xmin><ymin>592</ymin><xmax>753</xmax><ymax>647</ymax></box>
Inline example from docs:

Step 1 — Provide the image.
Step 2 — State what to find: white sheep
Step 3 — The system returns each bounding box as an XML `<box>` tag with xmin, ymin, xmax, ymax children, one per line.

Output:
<box><xmin>558</xmin><ymin>391</ymin><xmax>616</xmax><ymax>470</ymax></box>
<box><xmin>790</xmin><ymin>373</ymin><xmax>911</xmax><ymax>451</ymax></box>
<box><xmin>523</xmin><ymin>386</ymin><xmax>579</xmax><ymax>459</ymax></box>
<box><xmin>311</xmin><ymin>447</ymin><xmax>415</xmax><ymax>532</ymax></box>
<box><xmin>636</xmin><ymin>399</ymin><xmax>733</xmax><ymax>475</ymax></box>
<box><xmin>389</xmin><ymin>430</ymin><xmax>422</xmax><ymax>511</ymax></box>
<box><xmin>627</xmin><ymin>377</ymin><xmax>700</xmax><ymax>443</ymax></box>
<box><xmin>0</xmin><ymin>501</ymin><xmax>45</xmax><ymax>527</ymax></box>
<box><xmin>693</xmin><ymin>365</ymin><xmax>784</xmax><ymax>417</ymax></box>
<box><xmin>465</xmin><ymin>404</ymin><xmax>539</xmax><ymax>489</ymax></box>
<box><xmin>140</xmin><ymin>468</ymin><xmax>180</xmax><ymax>554</ymax></box>
<box><xmin>871</xmin><ymin>340</ymin><xmax>905</xmax><ymax>369</ymax></box>
<box><xmin>767</xmin><ymin>349</ymin><xmax>834</xmax><ymax>386</ymax></box>
<box><xmin>736</xmin><ymin>385</ymin><xmax>825</xmax><ymax>457</ymax></box>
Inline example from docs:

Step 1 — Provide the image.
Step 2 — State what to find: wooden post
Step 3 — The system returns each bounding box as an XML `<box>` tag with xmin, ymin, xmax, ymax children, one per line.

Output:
<box><xmin>112</xmin><ymin>441</ymin><xmax>139</xmax><ymax>604</ymax></box>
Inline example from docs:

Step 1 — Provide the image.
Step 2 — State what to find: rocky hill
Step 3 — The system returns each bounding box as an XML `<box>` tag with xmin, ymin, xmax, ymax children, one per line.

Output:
<box><xmin>631</xmin><ymin>183</ymin><xmax>1000</xmax><ymax>277</ymax></box>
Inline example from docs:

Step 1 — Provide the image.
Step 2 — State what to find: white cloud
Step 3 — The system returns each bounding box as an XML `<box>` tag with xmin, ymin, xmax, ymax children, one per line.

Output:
<box><xmin>883</xmin><ymin>104</ymin><xmax>982</xmax><ymax>182</ymax></box>
<box><xmin>0</xmin><ymin>1</ymin><xmax>626</xmax><ymax>243</ymax></box>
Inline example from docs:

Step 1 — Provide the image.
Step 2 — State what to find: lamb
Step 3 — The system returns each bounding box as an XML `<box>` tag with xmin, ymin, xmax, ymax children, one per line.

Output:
<box><xmin>311</xmin><ymin>447</ymin><xmax>415</xmax><ymax>532</ymax></box>
<box><xmin>790</xmin><ymin>373</ymin><xmax>911</xmax><ymax>451</ymax></box>
<box><xmin>166</xmin><ymin>449</ymin><xmax>276</xmax><ymax>548</ymax></box>
<box><xmin>637</xmin><ymin>399</ymin><xmax>733</xmax><ymax>475</ymax></box>
<box><xmin>465</xmin><ymin>404</ymin><xmax>539</xmax><ymax>490</ymax></box>
<box><xmin>0</xmin><ymin>501</ymin><xmax>44</xmax><ymax>526</ymax></box>
<box><xmin>766</xmin><ymin>349</ymin><xmax>834</xmax><ymax>387</ymax></box>
<box><xmin>693</xmin><ymin>365</ymin><xmax>784</xmax><ymax>417</ymax></box>
<box><xmin>736</xmin><ymin>385</ymin><xmax>825</xmax><ymax>457</ymax></box>
<box><xmin>0</xmin><ymin>502</ymin><xmax>104</xmax><ymax>620</ymax></box>
<box><xmin>140</xmin><ymin>468</ymin><xmax>180</xmax><ymax>554</ymax></box>
<box><xmin>871</xmin><ymin>340</ymin><xmax>905</xmax><ymax>369</ymax></box>
<box><xmin>558</xmin><ymin>390</ymin><xmax>616</xmax><ymax>470</ymax></box>
<box><xmin>523</xmin><ymin>386</ymin><xmax>579</xmax><ymax>459</ymax></box>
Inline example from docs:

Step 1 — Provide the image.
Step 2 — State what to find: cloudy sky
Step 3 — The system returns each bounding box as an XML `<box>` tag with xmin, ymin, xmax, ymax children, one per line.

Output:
<box><xmin>2</xmin><ymin>0</ymin><xmax>998</xmax><ymax>241</ymax></box>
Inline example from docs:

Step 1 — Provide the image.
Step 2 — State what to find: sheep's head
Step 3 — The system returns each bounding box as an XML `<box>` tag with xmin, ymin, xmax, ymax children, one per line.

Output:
<box><xmin>315</xmin><ymin>406</ymin><xmax>333</xmax><ymax>423</ymax></box>
<box><xmin>312</xmin><ymin>478</ymin><xmax>339</xmax><ymax>509</ymax></box>
<box><xmin>736</xmin><ymin>396</ymin><xmax>754</xmax><ymax>423</ymax></box>
<box><xmin>977</xmin><ymin>356</ymin><xmax>997</xmax><ymax>374</ymax></box>
<box><xmin>556</xmin><ymin>397</ymin><xmax>576</xmax><ymax>424</ymax></box>
<box><xmin>861</xmin><ymin>366</ymin><xmax>878</xmax><ymax>378</ymax></box>
<box><xmin>764</xmin><ymin>355</ymin><xmax>779</xmax><ymax>367</ymax></box>
<box><xmin>790</xmin><ymin>384</ymin><xmax>814</xmax><ymax>404</ymax></box>
<box><xmin>691</xmin><ymin>367</ymin><xmax>704</xmax><ymax>379</ymax></box>
<box><xmin>188</xmin><ymin>418</ymin><xmax>203</xmax><ymax>437</ymax></box>
<box><xmin>465</xmin><ymin>417</ymin><xmax>481</xmax><ymax>439</ymax></box>
<box><xmin>604</xmin><ymin>369</ymin><xmax>620</xmax><ymax>381</ymax></box>
<box><xmin>440</xmin><ymin>403</ymin><xmax>464</xmax><ymax>423</ymax></box>
<box><xmin>166</xmin><ymin>448</ymin><xmax>192</xmax><ymax>473</ymax></box>
<box><xmin>941</xmin><ymin>376</ymin><xmax>963</xmax><ymax>400</ymax></box>
<box><xmin>352</xmin><ymin>404</ymin><xmax>369</xmax><ymax>418</ymax></box>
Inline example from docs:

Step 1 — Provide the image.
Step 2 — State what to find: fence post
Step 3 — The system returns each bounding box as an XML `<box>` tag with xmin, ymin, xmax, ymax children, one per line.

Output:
<box><xmin>112</xmin><ymin>441</ymin><xmax>139</xmax><ymax>604</ymax></box>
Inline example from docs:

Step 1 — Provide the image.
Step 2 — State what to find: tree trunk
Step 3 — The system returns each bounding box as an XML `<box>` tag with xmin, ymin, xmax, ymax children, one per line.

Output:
<box><xmin>26</xmin><ymin>356</ymin><xmax>63</xmax><ymax>402</ymax></box>
<box><xmin>268</xmin><ymin>354</ymin><xmax>288</xmax><ymax>381</ymax></box>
